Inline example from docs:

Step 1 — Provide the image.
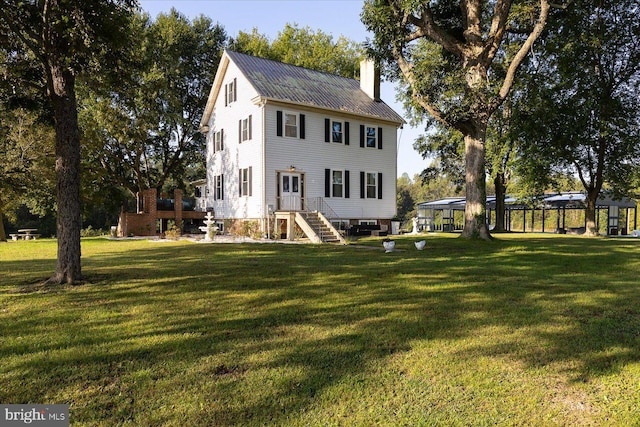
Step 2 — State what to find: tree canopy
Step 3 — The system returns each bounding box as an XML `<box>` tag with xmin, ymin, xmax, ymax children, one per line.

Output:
<box><xmin>362</xmin><ymin>0</ymin><xmax>550</xmax><ymax>239</ymax></box>
<box><xmin>229</xmin><ymin>23</ymin><xmax>363</xmax><ymax>78</ymax></box>
<box><xmin>0</xmin><ymin>0</ymin><xmax>136</xmax><ymax>283</ymax></box>
<box><xmin>79</xmin><ymin>9</ymin><xmax>227</xmax><ymax>204</ymax></box>
<box><xmin>511</xmin><ymin>0</ymin><xmax>640</xmax><ymax>235</ymax></box>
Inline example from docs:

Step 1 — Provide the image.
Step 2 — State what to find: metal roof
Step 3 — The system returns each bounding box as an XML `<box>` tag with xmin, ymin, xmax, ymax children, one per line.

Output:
<box><xmin>226</xmin><ymin>51</ymin><xmax>405</xmax><ymax>124</ymax></box>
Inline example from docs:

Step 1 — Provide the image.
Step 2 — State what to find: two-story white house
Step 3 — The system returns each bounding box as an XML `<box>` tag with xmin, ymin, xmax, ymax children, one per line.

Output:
<box><xmin>199</xmin><ymin>50</ymin><xmax>405</xmax><ymax>242</ymax></box>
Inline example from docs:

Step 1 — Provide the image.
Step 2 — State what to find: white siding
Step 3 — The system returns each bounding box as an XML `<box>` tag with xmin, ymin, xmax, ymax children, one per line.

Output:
<box><xmin>264</xmin><ymin>105</ymin><xmax>398</xmax><ymax>220</ymax></box>
<box><xmin>205</xmin><ymin>62</ymin><xmax>265</xmax><ymax>220</ymax></box>
<box><xmin>204</xmin><ymin>54</ymin><xmax>400</xmax><ymax>224</ymax></box>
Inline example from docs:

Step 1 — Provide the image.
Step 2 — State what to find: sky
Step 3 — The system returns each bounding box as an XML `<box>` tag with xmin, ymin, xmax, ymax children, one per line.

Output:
<box><xmin>139</xmin><ymin>0</ymin><xmax>428</xmax><ymax>178</ymax></box>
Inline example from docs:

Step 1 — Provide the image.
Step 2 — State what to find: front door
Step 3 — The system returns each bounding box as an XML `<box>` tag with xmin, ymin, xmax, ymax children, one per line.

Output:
<box><xmin>280</xmin><ymin>173</ymin><xmax>301</xmax><ymax>211</ymax></box>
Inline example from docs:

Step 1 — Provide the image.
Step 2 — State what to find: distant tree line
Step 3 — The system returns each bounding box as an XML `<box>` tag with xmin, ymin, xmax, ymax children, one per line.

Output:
<box><xmin>0</xmin><ymin>8</ymin><xmax>363</xmax><ymax>246</ymax></box>
<box><xmin>364</xmin><ymin>0</ymin><xmax>640</xmax><ymax>238</ymax></box>
<box><xmin>1</xmin><ymin>1</ymin><xmax>639</xmax><ymax>283</ymax></box>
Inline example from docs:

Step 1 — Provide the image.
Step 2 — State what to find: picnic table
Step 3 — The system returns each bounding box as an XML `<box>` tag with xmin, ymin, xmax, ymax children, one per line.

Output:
<box><xmin>9</xmin><ymin>229</ymin><xmax>41</xmax><ymax>240</ymax></box>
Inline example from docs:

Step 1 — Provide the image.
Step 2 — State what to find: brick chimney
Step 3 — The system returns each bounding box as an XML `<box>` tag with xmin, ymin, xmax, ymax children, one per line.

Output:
<box><xmin>360</xmin><ymin>59</ymin><xmax>380</xmax><ymax>101</ymax></box>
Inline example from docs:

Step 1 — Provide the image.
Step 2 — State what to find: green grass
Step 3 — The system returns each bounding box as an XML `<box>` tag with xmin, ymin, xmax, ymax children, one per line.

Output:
<box><xmin>1</xmin><ymin>234</ymin><xmax>639</xmax><ymax>426</ymax></box>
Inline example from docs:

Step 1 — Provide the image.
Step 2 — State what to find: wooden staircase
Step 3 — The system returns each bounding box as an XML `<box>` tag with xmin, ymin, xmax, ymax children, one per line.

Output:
<box><xmin>295</xmin><ymin>211</ymin><xmax>345</xmax><ymax>244</ymax></box>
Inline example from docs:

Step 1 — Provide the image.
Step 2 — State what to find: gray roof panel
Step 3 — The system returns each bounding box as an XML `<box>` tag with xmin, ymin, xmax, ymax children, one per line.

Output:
<box><xmin>227</xmin><ymin>50</ymin><xmax>405</xmax><ymax>124</ymax></box>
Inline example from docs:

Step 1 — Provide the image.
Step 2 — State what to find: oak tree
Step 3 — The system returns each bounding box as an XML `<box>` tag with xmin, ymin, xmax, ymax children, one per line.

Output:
<box><xmin>0</xmin><ymin>0</ymin><xmax>136</xmax><ymax>283</ymax></box>
<box><xmin>362</xmin><ymin>0</ymin><xmax>550</xmax><ymax>239</ymax></box>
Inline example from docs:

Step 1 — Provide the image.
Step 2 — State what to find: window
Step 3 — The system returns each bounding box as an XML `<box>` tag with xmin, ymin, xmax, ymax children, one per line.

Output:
<box><xmin>277</xmin><ymin>111</ymin><xmax>305</xmax><ymax>139</ymax></box>
<box><xmin>214</xmin><ymin>130</ymin><xmax>224</xmax><ymax>152</ymax></box>
<box><xmin>239</xmin><ymin>167</ymin><xmax>252</xmax><ymax>197</ymax></box>
<box><xmin>240</xmin><ymin>115</ymin><xmax>252</xmax><ymax>143</ymax></box>
<box><xmin>332</xmin><ymin>170</ymin><xmax>343</xmax><ymax>197</ymax></box>
<box><xmin>365</xmin><ymin>126</ymin><xmax>377</xmax><ymax>148</ymax></box>
<box><xmin>360</xmin><ymin>125</ymin><xmax>382</xmax><ymax>149</ymax></box>
<box><xmin>360</xmin><ymin>171</ymin><xmax>381</xmax><ymax>199</ymax></box>
<box><xmin>225</xmin><ymin>78</ymin><xmax>236</xmax><ymax>105</ymax></box>
<box><xmin>325</xmin><ymin>169</ymin><xmax>350</xmax><ymax>198</ymax></box>
<box><xmin>366</xmin><ymin>172</ymin><xmax>377</xmax><ymax>198</ymax></box>
<box><xmin>332</xmin><ymin>121</ymin><xmax>343</xmax><ymax>143</ymax></box>
<box><xmin>325</xmin><ymin>119</ymin><xmax>349</xmax><ymax>144</ymax></box>
<box><xmin>285</xmin><ymin>113</ymin><xmax>298</xmax><ymax>138</ymax></box>
<box><xmin>214</xmin><ymin>175</ymin><xmax>224</xmax><ymax>200</ymax></box>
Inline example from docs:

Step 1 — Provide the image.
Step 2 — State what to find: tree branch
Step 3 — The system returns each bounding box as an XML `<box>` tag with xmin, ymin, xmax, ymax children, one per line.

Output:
<box><xmin>491</xmin><ymin>0</ymin><xmax>550</xmax><ymax>113</ymax></box>
<box><xmin>403</xmin><ymin>3</ymin><xmax>465</xmax><ymax>58</ymax></box>
<box><xmin>393</xmin><ymin>47</ymin><xmax>456</xmax><ymax>130</ymax></box>
<box><xmin>483</xmin><ymin>0</ymin><xmax>513</xmax><ymax>64</ymax></box>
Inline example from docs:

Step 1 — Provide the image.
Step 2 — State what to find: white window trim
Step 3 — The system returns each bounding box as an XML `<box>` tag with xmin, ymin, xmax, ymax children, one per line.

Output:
<box><xmin>214</xmin><ymin>130</ymin><xmax>223</xmax><ymax>153</ymax></box>
<box><xmin>241</xmin><ymin>117</ymin><xmax>250</xmax><ymax>142</ymax></box>
<box><xmin>214</xmin><ymin>174</ymin><xmax>223</xmax><ymax>200</ymax></box>
<box><xmin>365</xmin><ymin>124</ymin><xmax>377</xmax><ymax>148</ymax></box>
<box><xmin>284</xmin><ymin>111</ymin><xmax>299</xmax><ymax>139</ymax></box>
<box><xmin>226</xmin><ymin>80</ymin><xmax>235</xmax><ymax>105</ymax></box>
<box><xmin>241</xmin><ymin>168</ymin><xmax>248</xmax><ymax>197</ymax></box>
<box><xmin>331</xmin><ymin>169</ymin><xmax>344</xmax><ymax>198</ymax></box>
<box><xmin>365</xmin><ymin>171</ymin><xmax>377</xmax><ymax>199</ymax></box>
<box><xmin>331</xmin><ymin>120</ymin><xmax>344</xmax><ymax>143</ymax></box>
<box><xmin>359</xmin><ymin>220</ymin><xmax>378</xmax><ymax>225</ymax></box>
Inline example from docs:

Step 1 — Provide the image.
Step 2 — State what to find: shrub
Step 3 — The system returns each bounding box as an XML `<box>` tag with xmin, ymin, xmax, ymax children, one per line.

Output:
<box><xmin>228</xmin><ymin>220</ymin><xmax>261</xmax><ymax>239</ymax></box>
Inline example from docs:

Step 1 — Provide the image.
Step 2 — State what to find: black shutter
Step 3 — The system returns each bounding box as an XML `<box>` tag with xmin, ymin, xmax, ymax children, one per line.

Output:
<box><xmin>276</xmin><ymin>173</ymin><xmax>281</xmax><ymax>210</ymax></box>
<box><xmin>239</xmin><ymin>169</ymin><xmax>242</xmax><ymax>197</ymax></box>
<box><xmin>249</xmin><ymin>115</ymin><xmax>252</xmax><ymax>140</ymax></box>
<box><xmin>213</xmin><ymin>175</ymin><xmax>217</xmax><ymax>201</ymax></box>
<box><xmin>360</xmin><ymin>171</ymin><xmax>365</xmax><ymax>199</ymax></box>
<box><xmin>238</xmin><ymin>119</ymin><xmax>242</xmax><ymax>144</ymax></box>
<box><xmin>378</xmin><ymin>127</ymin><xmax>383</xmax><ymax>150</ymax></box>
<box><xmin>249</xmin><ymin>167</ymin><xmax>253</xmax><ymax>197</ymax></box>
<box><xmin>221</xmin><ymin>174</ymin><xmax>224</xmax><ymax>200</ymax></box>
<box><xmin>360</xmin><ymin>125</ymin><xmax>365</xmax><ymax>147</ymax></box>
<box><xmin>378</xmin><ymin>173</ymin><xmax>383</xmax><ymax>199</ymax></box>
<box><xmin>325</xmin><ymin>169</ymin><xmax>331</xmax><ymax>197</ymax></box>
<box><xmin>324</xmin><ymin>119</ymin><xmax>330</xmax><ymax>142</ymax></box>
<box><xmin>233</xmin><ymin>78</ymin><xmax>237</xmax><ymax>102</ymax></box>
<box><xmin>345</xmin><ymin>170</ymin><xmax>350</xmax><ymax>198</ymax></box>
<box><xmin>220</xmin><ymin>129</ymin><xmax>224</xmax><ymax>151</ymax></box>
<box><xmin>344</xmin><ymin>122</ymin><xmax>350</xmax><ymax>145</ymax></box>
<box><xmin>277</xmin><ymin>111</ymin><xmax>283</xmax><ymax>136</ymax></box>
<box><xmin>224</xmin><ymin>84</ymin><xmax>228</xmax><ymax>107</ymax></box>
<box><xmin>300</xmin><ymin>114</ymin><xmax>305</xmax><ymax>139</ymax></box>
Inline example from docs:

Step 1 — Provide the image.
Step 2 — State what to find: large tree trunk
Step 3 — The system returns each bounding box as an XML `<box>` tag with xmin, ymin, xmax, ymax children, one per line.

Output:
<box><xmin>461</xmin><ymin>123</ymin><xmax>492</xmax><ymax>240</ymax></box>
<box><xmin>0</xmin><ymin>195</ymin><xmax>6</xmax><ymax>242</ymax></box>
<box><xmin>47</xmin><ymin>64</ymin><xmax>82</xmax><ymax>284</ymax></box>
<box><xmin>584</xmin><ymin>188</ymin><xmax>599</xmax><ymax>236</ymax></box>
<box><xmin>493</xmin><ymin>172</ymin><xmax>507</xmax><ymax>232</ymax></box>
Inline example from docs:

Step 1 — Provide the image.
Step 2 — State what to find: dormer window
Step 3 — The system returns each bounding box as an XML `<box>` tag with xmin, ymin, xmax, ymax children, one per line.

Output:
<box><xmin>225</xmin><ymin>78</ymin><xmax>237</xmax><ymax>106</ymax></box>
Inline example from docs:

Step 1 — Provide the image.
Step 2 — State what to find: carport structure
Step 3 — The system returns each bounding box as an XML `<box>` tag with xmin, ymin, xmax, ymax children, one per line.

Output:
<box><xmin>417</xmin><ymin>192</ymin><xmax>637</xmax><ymax>235</ymax></box>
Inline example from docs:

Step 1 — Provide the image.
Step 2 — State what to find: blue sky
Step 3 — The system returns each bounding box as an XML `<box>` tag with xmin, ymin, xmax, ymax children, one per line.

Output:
<box><xmin>140</xmin><ymin>0</ymin><xmax>427</xmax><ymax>178</ymax></box>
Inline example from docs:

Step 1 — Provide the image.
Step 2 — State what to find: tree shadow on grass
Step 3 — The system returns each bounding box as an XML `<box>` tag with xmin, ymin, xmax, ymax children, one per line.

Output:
<box><xmin>1</xmin><ymin>237</ymin><xmax>639</xmax><ymax>424</ymax></box>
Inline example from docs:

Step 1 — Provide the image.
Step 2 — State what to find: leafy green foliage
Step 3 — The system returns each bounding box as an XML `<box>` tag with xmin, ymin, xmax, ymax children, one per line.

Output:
<box><xmin>511</xmin><ymin>0</ymin><xmax>640</xmax><ymax>233</ymax></box>
<box><xmin>230</xmin><ymin>23</ymin><xmax>363</xmax><ymax>78</ymax></box>
<box><xmin>78</xmin><ymin>9</ymin><xmax>227</xmax><ymax>201</ymax></box>
<box><xmin>362</xmin><ymin>0</ymin><xmax>550</xmax><ymax>239</ymax></box>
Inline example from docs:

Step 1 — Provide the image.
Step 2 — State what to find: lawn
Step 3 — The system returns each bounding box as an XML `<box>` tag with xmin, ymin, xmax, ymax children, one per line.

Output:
<box><xmin>1</xmin><ymin>234</ymin><xmax>639</xmax><ymax>426</ymax></box>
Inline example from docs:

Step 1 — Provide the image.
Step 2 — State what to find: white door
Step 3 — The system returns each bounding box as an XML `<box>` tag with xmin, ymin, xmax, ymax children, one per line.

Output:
<box><xmin>281</xmin><ymin>173</ymin><xmax>301</xmax><ymax>211</ymax></box>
